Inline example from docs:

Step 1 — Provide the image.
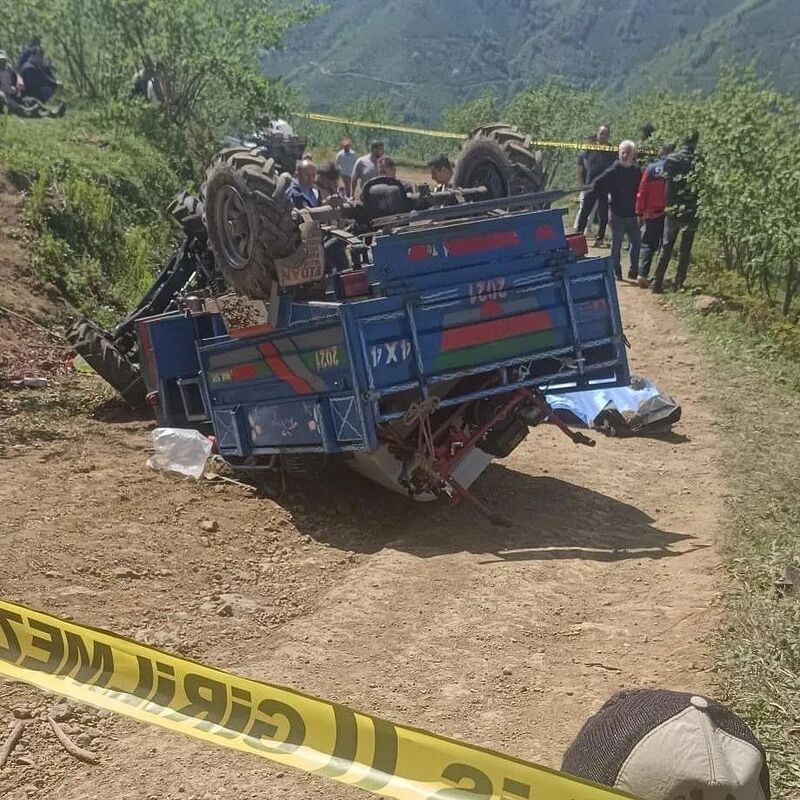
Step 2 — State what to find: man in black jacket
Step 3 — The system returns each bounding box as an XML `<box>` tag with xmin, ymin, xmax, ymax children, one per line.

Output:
<box><xmin>652</xmin><ymin>132</ymin><xmax>699</xmax><ymax>293</ymax></box>
<box><xmin>19</xmin><ymin>47</ymin><xmax>60</xmax><ymax>103</ymax></box>
<box><xmin>575</xmin><ymin>124</ymin><xmax>615</xmax><ymax>246</ymax></box>
<box><xmin>593</xmin><ymin>140</ymin><xmax>642</xmax><ymax>280</ymax></box>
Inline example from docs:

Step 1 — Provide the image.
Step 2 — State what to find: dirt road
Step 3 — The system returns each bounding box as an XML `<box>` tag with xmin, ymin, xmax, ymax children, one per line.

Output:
<box><xmin>1</xmin><ymin>252</ymin><xmax>724</xmax><ymax>798</ymax></box>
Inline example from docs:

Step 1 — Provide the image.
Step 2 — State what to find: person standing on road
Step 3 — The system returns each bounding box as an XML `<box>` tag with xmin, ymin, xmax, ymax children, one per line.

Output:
<box><xmin>335</xmin><ymin>138</ymin><xmax>357</xmax><ymax>197</ymax></box>
<box><xmin>351</xmin><ymin>140</ymin><xmax>384</xmax><ymax>198</ymax></box>
<box><xmin>574</xmin><ymin>135</ymin><xmax>598</xmax><ymax>233</ymax></box>
<box><xmin>576</xmin><ymin>125</ymin><xmax>615</xmax><ymax>247</ymax></box>
<box><xmin>287</xmin><ymin>158</ymin><xmax>321</xmax><ymax>209</ymax></box>
<box><xmin>652</xmin><ymin>132</ymin><xmax>699</xmax><ymax>294</ymax></box>
<box><xmin>593</xmin><ymin>140</ymin><xmax>642</xmax><ymax>280</ymax></box>
<box><xmin>634</xmin><ymin>143</ymin><xmax>674</xmax><ymax>288</ymax></box>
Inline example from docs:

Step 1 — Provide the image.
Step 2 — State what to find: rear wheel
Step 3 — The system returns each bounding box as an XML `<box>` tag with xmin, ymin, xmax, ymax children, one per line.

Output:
<box><xmin>453</xmin><ymin>124</ymin><xmax>545</xmax><ymax>198</ymax></box>
<box><xmin>67</xmin><ymin>319</ymin><xmax>146</xmax><ymax>406</ymax></box>
<box><xmin>203</xmin><ymin>147</ymin><xmax>300</xmax><ymax>299</ymax></box>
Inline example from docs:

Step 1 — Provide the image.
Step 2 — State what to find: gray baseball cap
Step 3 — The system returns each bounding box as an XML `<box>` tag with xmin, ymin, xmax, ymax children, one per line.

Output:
<box><xmin>562</xmin><ymin>689</ymin><xmax>770</xmax><ymax>799</ymax></box>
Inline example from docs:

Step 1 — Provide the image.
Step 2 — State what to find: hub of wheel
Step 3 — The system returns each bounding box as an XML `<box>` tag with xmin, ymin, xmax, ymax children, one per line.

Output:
<box><xmin>216</xmin><ymin>185</ymin><xmax>254</xmax><ymax>270</ymax></box>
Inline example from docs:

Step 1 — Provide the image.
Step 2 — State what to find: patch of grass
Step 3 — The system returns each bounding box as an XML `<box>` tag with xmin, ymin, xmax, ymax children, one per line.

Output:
<box><xmin>0</xmin><ymin>112</ymin><xmax>181</xmax><ymax>325</ymax></box>
<box><xmin>685</xmin><ymin>237</ymin><xmax>800</xmax><ymax>360</ymax></box>
<box><xmin>668</xmin><ymin>293</ymin><xmax>800</xmax><ymax>796</ymax></box>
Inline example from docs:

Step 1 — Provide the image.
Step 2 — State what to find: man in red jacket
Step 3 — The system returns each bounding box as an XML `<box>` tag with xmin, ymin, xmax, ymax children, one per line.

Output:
<box><xmin>634</xmin><ymin>144</ymin><xmax>674</xmax><ymax>287</ymax></box>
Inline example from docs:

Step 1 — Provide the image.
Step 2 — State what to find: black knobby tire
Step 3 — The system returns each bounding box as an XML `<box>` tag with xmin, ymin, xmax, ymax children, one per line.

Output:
<box><xmin>280</xmin><ymin>453</ymin><xmax>329</xmax><ymax>480</ymax></box>
<box><xmin>67</xmin><ymin>319</ymin><xmax>146</xmax><ymax>406</ymax></box>
<box><xmin>203</xmin><ymin>146</ymin><xmax>300</xmax><ymax>299</ymax></box>
<box><xmin>453</xmin><ymin>124</ymin><xmax>546</xmax><ymax>199</ymax></box>
<box><xmin>167</xmin><ymin>190</ymin><xmax>206</xmax><ymax>238</ymax></box>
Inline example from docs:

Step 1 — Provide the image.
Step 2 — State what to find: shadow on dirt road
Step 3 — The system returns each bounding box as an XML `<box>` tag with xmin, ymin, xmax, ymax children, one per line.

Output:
<box><xmin>271</xmin><ymin>462</ymin><xmax>701</xmax><ymax>564</ymax></box>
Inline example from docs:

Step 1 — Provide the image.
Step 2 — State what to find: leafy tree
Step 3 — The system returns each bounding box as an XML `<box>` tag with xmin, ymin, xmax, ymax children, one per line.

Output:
<box><xmin>1</xmin><ymin>0</ymin><xmax>318</xmax><ymax>160</ymax></box>
<box><xmin>440</xmin><ymin>91</ymin><xmax>501</xmax><ymax>135</ymax></box>
<box><xmin>695</xmin><ymin>71</ymin><xmax>800</xmax><ymax>316</ymax></box>
<box><xmin>505</xmin><ymin>78</ymin><xmax>606</xmax><ymax>187</ymax></box>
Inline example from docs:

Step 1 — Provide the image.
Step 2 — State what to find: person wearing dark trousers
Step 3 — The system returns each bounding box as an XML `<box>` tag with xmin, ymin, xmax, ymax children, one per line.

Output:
<box><xmin>575</xmin><ymin>124</ymin><xmax>615</xmax><ymax>246</ymax></box>
<box><xmin>593</xmin><ymin>140</ymin><xmax>642</xmax><ymax>280</ymax></box>
<box><xmin>634</xmin><ymin>143</ymin><xmax>674</xmax><ymax>287</ymax></box>
<box><xmin>652</xmin><ymin>133</ymin><xmax>699</xmax><ymax>293</ymax></box>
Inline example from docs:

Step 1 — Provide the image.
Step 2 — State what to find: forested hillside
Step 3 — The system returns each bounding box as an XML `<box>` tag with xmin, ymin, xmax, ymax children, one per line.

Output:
<box><xmin>262</xmin><ymin>0</ymin><xmax>800</xmax><ymax>122</ymax></box>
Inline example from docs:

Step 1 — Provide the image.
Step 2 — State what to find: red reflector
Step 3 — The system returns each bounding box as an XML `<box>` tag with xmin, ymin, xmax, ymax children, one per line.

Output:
<box><xmin>407</xmin><ymin>244</ymin><xmax>434</xmax><ymax>262</ymax></box>
<box><xmin>339</xmin><ymin>270</ymin><xmax>369</xmax><ymax>298</ymax></box>
<box><xmin>534</xmin><ymin>224</ymin><xmax>557</xmax><ymax>241</ymax></box>
<box><xmin>146</xmin><ymin>391</ymin><xmax>160</xmax><ymax>407</ymax></box>
<box><xmin>566</xmin><ymin>233</ymin><xmax>588</xmax><ymax>258</ymax></box>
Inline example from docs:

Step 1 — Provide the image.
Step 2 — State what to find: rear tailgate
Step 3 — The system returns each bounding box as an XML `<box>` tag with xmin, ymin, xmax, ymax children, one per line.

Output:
<box><xmin>349</xmin><ymin>209</ymin><xmax>627</xmax><ymax>420</ymax></box>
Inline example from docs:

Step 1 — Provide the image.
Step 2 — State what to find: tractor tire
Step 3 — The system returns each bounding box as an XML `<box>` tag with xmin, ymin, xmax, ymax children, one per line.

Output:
<box><xmin>167</xmin><ymin>190</ymin><xmax>205</xmax><ymax>238</ymax></box>
<box><xmin>453</xmin><ymin>124</ymin><xmax>546</xmax><ymax>199</ymax></box>
<box><xmin>203</xmin><ymin>147</ymin><xmax>300</xmax><ymax>300</ymax></box>
<box><xmin>280</xmin><ymin>453</ymin><xmax>329</xmax><ymax>480</ymax></box>
<box><xmin>67</xmin><ymin>318</ymin><xmax>146</xmax><ymax>406</ymax></box>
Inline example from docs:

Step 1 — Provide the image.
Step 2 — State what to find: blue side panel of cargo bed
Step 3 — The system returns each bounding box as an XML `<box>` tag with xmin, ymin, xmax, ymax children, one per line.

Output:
<box><xmin>367</xmin><ymin>208</ymin><xmax>567</xmax><ymax>294</ymax></box>
<box><xmin>196</xmin><ymin>317</ymin><xmax>373</xmax><ymax>456</ymax></box>
<box><xmin>344</xmin><ymin>208</ymin><xmax>628</xmax><ymax>423</ymax></box>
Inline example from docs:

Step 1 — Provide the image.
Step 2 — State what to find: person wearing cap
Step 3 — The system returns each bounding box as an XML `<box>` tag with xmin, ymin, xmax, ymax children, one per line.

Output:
<box><xmin>351</xmin><ymin>140</ymin><xmax>384</xmax><ymax>198</ymax></box>
<box><xmin>652</xmin><ymin>132</ymin><xmax>700</xmax><ymax>294</ymax></box>
<box><xmin>0</xmin><ymin>50</ymin><xmax>20</xmax><ymax>97</ymax></box>
<box><xmin>562</xmin><ymin>688</ymin><xmax>770</xmax><ymax>799</ymax></box>
<box><xmin>316</xmin><ymin>161</ymin><xmax>344</xmax><ymax>201</ymax></box>
<box><xmin>427</xmin><ymin>155</ymin><xmax>454</xmax><ymax>191</ymax></box>
<box><xmin>335</xmin><ymin>138</ymin><xmax>358</xmax><ymax>196</ymax></box>
<box><xmin>286</xmin><ymin>158</ymin><xmax>321</xmax><ymax>209</ymax></box>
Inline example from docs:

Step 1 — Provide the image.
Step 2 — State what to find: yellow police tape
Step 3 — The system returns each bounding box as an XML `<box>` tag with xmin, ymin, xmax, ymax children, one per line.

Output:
<box><xmin>293</xmin><ymin>111</ymin><xmax>657</xmax><ymax>154</ymax></box>
<box><xmin>0</xmin><ymin>600</ymin><xmax>634</xmax><ymax>800</ymax></box>
<box><xmin>296</xmin><ymin>111</ymin><xmax>464</xmax><ymax>141</ymax></box>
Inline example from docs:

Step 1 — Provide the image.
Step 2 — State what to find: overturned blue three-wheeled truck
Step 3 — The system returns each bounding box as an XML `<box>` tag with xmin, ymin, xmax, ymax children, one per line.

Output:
<box><xmin>69</xmin><ymin>127</ymin><xmax>630</xmax><ymax>523</ymax></box>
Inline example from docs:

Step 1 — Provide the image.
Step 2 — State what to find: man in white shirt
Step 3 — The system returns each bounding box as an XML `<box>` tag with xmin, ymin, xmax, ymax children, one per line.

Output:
<box><xmin>351</xmin><ymin>140</ymin><xmax>384</xmax><ymax>198</ymax></box>
<box><xmin>335</xmin><ymin>138</ymin><xmax>357</xmax><ymax>196</ymax></box>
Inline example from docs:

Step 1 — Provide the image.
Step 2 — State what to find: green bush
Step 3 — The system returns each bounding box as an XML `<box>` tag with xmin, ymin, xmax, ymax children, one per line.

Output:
<box><xmin>1</xmin><ymin>114</ymin><xmax>178</xmax><ymax>324</ymax></box>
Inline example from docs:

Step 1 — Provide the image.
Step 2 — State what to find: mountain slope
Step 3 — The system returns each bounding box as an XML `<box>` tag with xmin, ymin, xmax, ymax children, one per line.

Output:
<box><xmin>263</xmin><ymin>0</ymin><xmax>800</xmax><ymax>123</ymax></box>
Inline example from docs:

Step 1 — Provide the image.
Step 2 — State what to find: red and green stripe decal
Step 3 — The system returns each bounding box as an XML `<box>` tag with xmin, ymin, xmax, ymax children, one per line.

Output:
<box><xmin>206</xmin><ymin>336</ymin><xmax>344</xmax><ymax>393</ymax></box>
<box><xmin>434</xmin><ymin>310</ymin><xmax>556</xmax><ymax>371</ymax></box>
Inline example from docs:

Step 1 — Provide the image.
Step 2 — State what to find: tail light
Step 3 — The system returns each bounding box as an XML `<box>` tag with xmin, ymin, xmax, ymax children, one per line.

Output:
<box><xmin>566</xmin><ymin>233</ymin><xmax>588</xmax><ymax>258</ymax></box>
<box><xmin>146</xmin><ymin>391</ymin><xmax>160</xmax><ymax>407</ymax></box>
<box><xmin>338</xmin><ymin>270</ymin><xmax>369</xmax><ymax>298</ymax></box>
